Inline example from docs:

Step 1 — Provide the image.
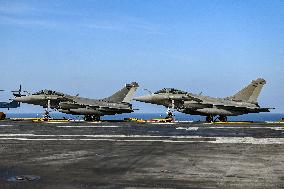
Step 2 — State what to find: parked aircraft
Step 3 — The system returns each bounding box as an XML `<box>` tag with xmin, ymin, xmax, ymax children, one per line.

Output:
<box><xmin>0</xmin><ymin>86</ymin><xmax>21</xmax><ymax>109</ymax></box>
<box><xmin>134</xmin><ymin>78</ymin><xmax>273</xmax><ymax>122</ymax></box>
<box><xmin>13</xmin><ymin>82</ymin><xmax>139</xmax><ymax>121</ymax></box>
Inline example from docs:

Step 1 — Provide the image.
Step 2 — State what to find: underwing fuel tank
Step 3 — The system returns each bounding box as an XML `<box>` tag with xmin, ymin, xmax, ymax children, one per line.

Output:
<box><xmin>68</xmin><ymin>108</ymin><xmax>102</xmax><ymax>115</ymax></box>
<box><xmin>196</xmin><ymin>108</ymin><xmax>239</xmax><ymax>116</ymax></box>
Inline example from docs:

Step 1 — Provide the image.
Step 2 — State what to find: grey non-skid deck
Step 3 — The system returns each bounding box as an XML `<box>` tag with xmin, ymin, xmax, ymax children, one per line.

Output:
<box><xmin>0</xmin><ymin>120</ymin><xmax>283</xmax><ymax>189</ymax></box>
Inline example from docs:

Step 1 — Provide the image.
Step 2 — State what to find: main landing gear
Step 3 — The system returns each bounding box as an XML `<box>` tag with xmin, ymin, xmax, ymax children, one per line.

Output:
<box><xmin>43</xmin><ymin>109</ymin><xmax>51</xmax><ymax>119</ymax></box>
<box><xmin>206</xmin><ymin>115</ymin><xmax>228</xmax><ymax>122</ymax></box>
<box><xmin>84</xmin><ymin>115</ymin><xmax>100</xmax><ymax>122</ymax></box>
<box><xmin>218</xmin><ymin>115</ymin><xmax>227</xmax><ymax>122</ymax></box>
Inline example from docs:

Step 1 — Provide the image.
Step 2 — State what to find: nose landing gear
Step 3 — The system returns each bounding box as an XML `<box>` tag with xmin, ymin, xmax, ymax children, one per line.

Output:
<box><xmin>43</xmin><ymin>100</ymin><xmax>51</xmax><ymax>120</ymax></box>
<box><xmin>206</xmin><ymin>115</ymin><xmax>214</xmax><ymax>122</ymax></box>
<box><xmin>206</xmin><ymin>115</ymin><xmax>228</xmax><ymax>122</ymax></box>
<box><xmin>84</xmin><ymin>115</ymin><xmax>100</xmax><ymax>122</ymax></box>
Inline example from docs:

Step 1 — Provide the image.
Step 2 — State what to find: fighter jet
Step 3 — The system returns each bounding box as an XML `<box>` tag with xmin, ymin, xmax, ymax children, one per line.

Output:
<box><xmin>0</xmin><ymin>100</ymin><xmax>20</xmax><ymax>109</ymax></box>
<box><xmin>0</xmin><ymin>86</ymin><xmax>21</xmax><ymax>109</ymax></box>
<box><xmin>13</xmin><ymin>82</ymin><xmax>139</xmax><ymax>121</ymax></box>
<box><xmin>134</xmin><ymin>78</ymin><xmax>273</xmax><ymax>122</ymax></box>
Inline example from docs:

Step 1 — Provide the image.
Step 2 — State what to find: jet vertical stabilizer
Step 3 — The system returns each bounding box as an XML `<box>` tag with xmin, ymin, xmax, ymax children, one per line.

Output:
<box><xmin>103</xmin><ymin>82</ymin><xmax>139</xmax><ymax>103</ymax></box>
<box><xmin>226</xmin><ymin>78</ymin><xmax>266</xmax><ymax>103</ymax></box>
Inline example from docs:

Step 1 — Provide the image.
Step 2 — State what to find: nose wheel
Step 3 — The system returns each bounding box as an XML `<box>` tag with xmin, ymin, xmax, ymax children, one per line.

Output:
<box><xmin>206</xmin><ymin>115</ymin><xmax>214</xmax><ymax>122</ymax></box>
<box><xmin>43</xmin><ymin>100</ymin><xmax>51</xmax><ymax>120</ymax></box>
<box><xmin>165</xmin><ymin>108</ymin><xmax>174</xmax><ymax>118</ymax></box>
<box><xmin>206</xmin><ymin>115</ymin><xmax>228</xmax><ymax>122</ymax></box>
<box><xmin>43</xmin><ymin>109</ymin><xmax>51</xmax><ymax>119</ymax></box>
<box><xmin>84</xmin><ymin>115</ymin><xmax>100</xmax><ymax>122</ymax></box>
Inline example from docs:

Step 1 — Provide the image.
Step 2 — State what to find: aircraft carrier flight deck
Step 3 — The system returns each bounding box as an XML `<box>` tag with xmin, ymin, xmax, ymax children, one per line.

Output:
<box><xmin>0</xmin><ymin>119</ymin><xmax>283</xmax><ymax>189</ymax></box>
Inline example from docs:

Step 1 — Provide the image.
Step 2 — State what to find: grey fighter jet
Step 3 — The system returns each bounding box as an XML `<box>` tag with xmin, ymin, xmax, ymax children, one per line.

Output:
<box><xmin>13</xmin><ymin>82</ymin><xmax>139</xmax><ymax>121</ymax></box>
<box><xmin>0</xmin><ymin>86</ymin><xmax>21</xmax><ymax>109</ymax></box>
<box><xmin>0</xmin><ymin>100</ymin><xmax>20</xmax><ymax>109</ymax></box>
<box><xmin>134</xmin><ymin>78</ymin><xmax>273</xmax><ymax>122</ymax></box>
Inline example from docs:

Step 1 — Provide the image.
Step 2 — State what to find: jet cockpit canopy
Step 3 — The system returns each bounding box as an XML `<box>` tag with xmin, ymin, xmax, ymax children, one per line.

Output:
<box><xmin>154</xmin><ymin>88</ymin><xmax>187</xmax><ymax>94</ymax></box>
<box><xmin>33</xmin><ymin>90</ymin><xmax>65</xmax><ymax>96</ymax></box>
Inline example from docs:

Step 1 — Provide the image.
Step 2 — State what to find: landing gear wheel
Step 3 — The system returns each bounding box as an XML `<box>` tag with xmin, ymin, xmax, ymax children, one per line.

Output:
<box><xmin>43</xmin><ymin>109</ymin><xmax>51</xmax><ymax>120</ymax></box>
<box><xmin>218</xmin><ymin>116</ymin><xmax>227</xmax><ymax>122</ymax></box>
<box><xmin>206</xmin><ymin>115</ymin><xmax>213</xmax><ymax>122</ymax></box>
<box><xmin>84</xmin><ymin>115</ymin><xmax>100</xmax><ymax>122</ymax></box>
<box><xmin>92</xmin><ymin>115</ymin><xmax>100</xmax><ymax>121</ymax></box>
<box><xmin>166</xmin><ymin>109</ymin><xmax>174</xmax><ymax>119</ymax></box>
<box><xmin>43</xmin><ymin>99</ymin><xmax>51</xmax><ymax>120</ymax></box>
<box><xmin>84</xmin><ymin>115</ymin><xmax>91</xmax><ymax>121</ymax></box>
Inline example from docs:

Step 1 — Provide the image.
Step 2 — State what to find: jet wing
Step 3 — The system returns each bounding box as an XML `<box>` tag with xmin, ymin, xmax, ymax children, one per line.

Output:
<box><xmin>61</xmin><ymin>100</ymin><xmax>133</xmax><ymax>112</ymax></box>
<box><xmin>214</xmin><ymin>105</ymin><xmax>248</xmax><ymax>111</ymax></box>
<box><xmin>248</xmin><ymin>107</ymin><xmax>274</xmax><ymax>112</ymax></box>
<box><xmin>83</xmin><ymin>104</ymin><xmax>133</xmax><ymax>112</ymax></box>
<box><xmin>214</xmin><ymin>105</ymin><xmax>274</xmax><ymax>112</ymax></box>
<box><xmin>98</xmin><ymin>106</ymin><xmax>133</xmax><ymax>112</ymax></box>
<box><xmin>78</xmin><ymin>103</ymin><xmax>132</xmax><ymax>112</ymax></box>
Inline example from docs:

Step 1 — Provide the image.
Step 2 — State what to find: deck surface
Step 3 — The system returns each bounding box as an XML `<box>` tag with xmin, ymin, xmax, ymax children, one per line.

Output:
<box><xmin>0</xmin><ymin>120</ymin><xmax>283</xmax><ymax>188</ymax></box>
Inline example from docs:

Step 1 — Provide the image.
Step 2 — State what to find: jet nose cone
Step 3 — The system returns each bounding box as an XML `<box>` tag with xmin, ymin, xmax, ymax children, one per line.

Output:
<box><xmin>14</xmin><ymin>96</ymin><xmax>28</xmax><ymax>102</ymax></box>
<box><xmin>13</xmin><ymin>97</ymin><xmax>21</xmax><ymax>102</ymax></box>
<box><xmin>134</xmin><ymin>95</ymin><xmax>153</xmax><ymax>103</ymax></box>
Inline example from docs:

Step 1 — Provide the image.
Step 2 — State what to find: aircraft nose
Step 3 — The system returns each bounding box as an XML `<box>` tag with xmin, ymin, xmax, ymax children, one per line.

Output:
<box><xmin>13</xmin><ymin>96</ymin><xmax>29</xmax><ymax>102</ymax></box>
<box><xmin>134</xmin><ymin>95</ymin><xmax>153</xmax><ymax>103</ymax></box>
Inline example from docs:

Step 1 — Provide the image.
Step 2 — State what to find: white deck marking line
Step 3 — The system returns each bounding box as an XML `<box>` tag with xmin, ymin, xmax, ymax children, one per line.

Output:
<box><xmin>57</xmin><ymin>126</ymin><xmax>121</xmax><ymax>128</ymax></box>
<box><xmin>45</xmin><ymin>122</ymin><xmax>70</xmax><ymax>124</ymax></box>
<box><xmin>266</xmin><ymin>121</ymin><xmax>284</xmax><ymax>124</ymax></box>
<box><xmin>176</xmin><ymin>127</ymin><xmax>199</xmax><ymax>131</ymax></box>
<box><xmin>150</xmin><ymin>122</ymin><xmax>177</xmax><ymax>125</ymax></box>
<box><xmin>0</xmin><ymin>137</ymin><xmax>282</xmax><ymax>144</ymax></box>
<box><xmin>212</xmin><ymin>137</ymin><xmax>284</xmax><ymax>144</ymax></box>
<box><xmin>0</xmin><ymin>134</ymin><xmax>283</xmax><ymax>140</ymax></box>
<box><xmin>176</xmin><ymin>126</ymin><xmax>284</xmax><ymax>130</ymax></box>
<box><xmin>0</xmin><ymin>134</ymin><xmax>37</xmax><ymax>136</ymax></box>
<box><xmin>206</xmin><ymin>126</ymin><xmax>284</xmax><ymax>129</ymax></box>
<box><xmin>0</xmin><ymin>134</ymin><xmax>201</xmax><ymax>138</ymax></box>
<box><xmin>0</xmin><ymin>125</ymin><xmax>17</xmax><ymax>127</ymax></box>
<box><xmin>174</xmin><ymin>121</ymin><xmax>194</xmax><ymax>123</ymax></box>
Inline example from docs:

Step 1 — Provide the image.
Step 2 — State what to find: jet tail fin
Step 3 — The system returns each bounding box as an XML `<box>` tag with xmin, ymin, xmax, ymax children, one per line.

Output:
<box><xmin>103</xmin><ymin>82</ymin><xmax>139</xmax><ymax>103</ymax></box>
<box><xmin>226</xmin><ymin>78</ymin><xmax>266</xmax><ymax>103</ymax></box>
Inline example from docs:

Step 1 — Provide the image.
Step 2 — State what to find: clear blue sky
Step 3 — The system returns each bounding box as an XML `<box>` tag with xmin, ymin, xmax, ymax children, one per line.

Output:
<box><xmin>0</xmin><ymin>0</ymin><xmax>283</xmax><ymax>113</ymax></box>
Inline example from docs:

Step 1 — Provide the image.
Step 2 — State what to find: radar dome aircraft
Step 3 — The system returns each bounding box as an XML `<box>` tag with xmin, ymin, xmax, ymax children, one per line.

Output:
<box><xmin>134</xmin><ymin>78</ymin><xmax>273</xmax><ymax>122</ymax></box>
<box><xmin>13</xmin><ymin>82</ymin><xmax>139</xmax><ymax>121</ymax></box>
